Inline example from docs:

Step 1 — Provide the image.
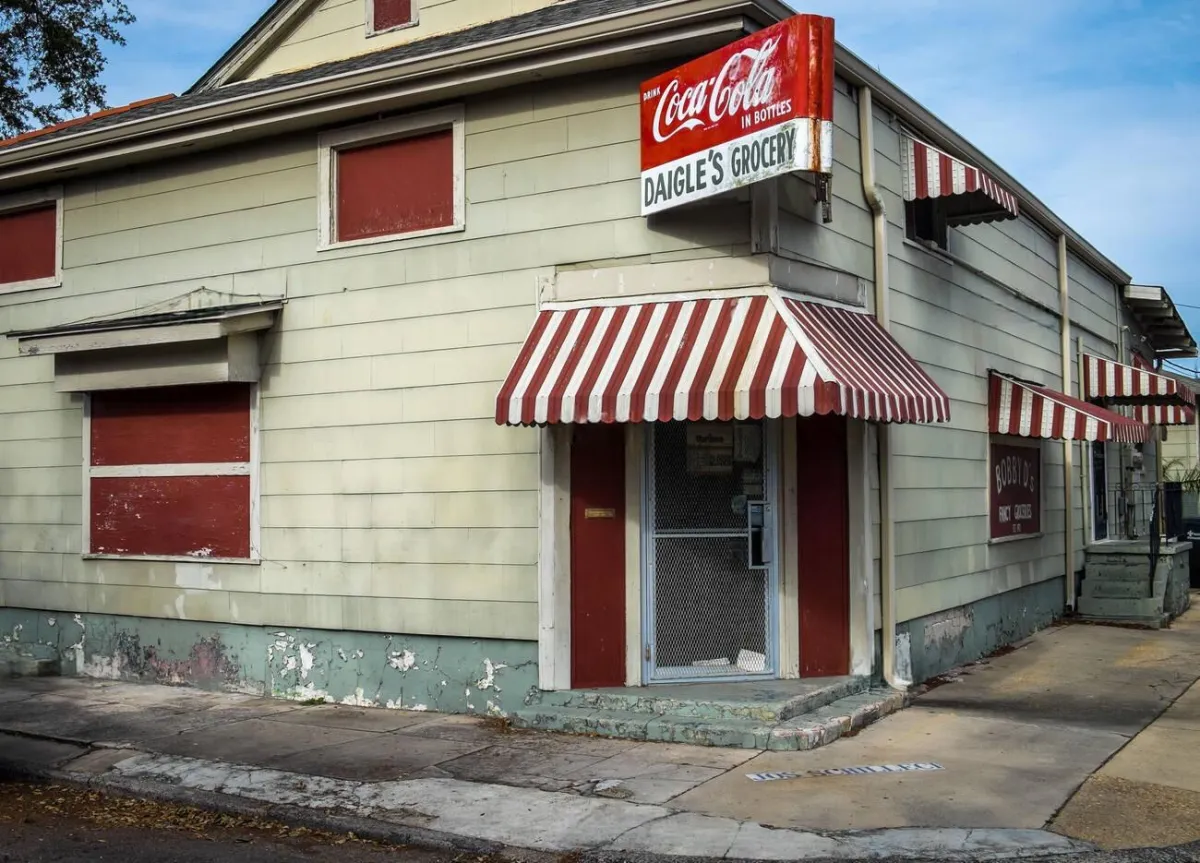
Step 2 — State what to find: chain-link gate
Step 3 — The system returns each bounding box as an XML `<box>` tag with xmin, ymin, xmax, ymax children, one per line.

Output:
<box><xmin>644</xmin><ymin>421</ymin><xmax>776</xmax><ymax>682</ymax></box>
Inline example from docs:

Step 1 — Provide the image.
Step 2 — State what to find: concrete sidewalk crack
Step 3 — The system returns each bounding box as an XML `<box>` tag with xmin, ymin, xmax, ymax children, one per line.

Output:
<box><xmin>599</xmin><ymin>810</ymin><xmax>674</xmax><ymax>851</ymax></box>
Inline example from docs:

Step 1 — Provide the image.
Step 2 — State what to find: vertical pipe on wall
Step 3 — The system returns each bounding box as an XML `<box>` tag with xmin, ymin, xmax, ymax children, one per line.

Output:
<box><xmin>1058</xmin><ymin>234</ymin><xmax>1076</xmax><ymax>611</ymax></box>
<box><xmin>858</xmin><ymin>85</ymin><xmax>906</xmax><ymax>689</ymax></box>
<box><xmin>1078</xmin><ymin>336</ymin><xmax>1091</xmax><ymax>546</ymax></box>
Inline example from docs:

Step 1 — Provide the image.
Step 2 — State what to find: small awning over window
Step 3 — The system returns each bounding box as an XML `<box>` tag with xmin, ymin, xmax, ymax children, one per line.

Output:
<box><xmin>6</xmin><ymin>295</ymin><xmax>282</xmax><ymax>392</ymax></box>
<box><xmin>1083</xmin><ymin>352</ymin><xmax>1196</xmax><ymax>412</ymax></box>
<box><xmin>901</xmin><ymin>133</ymin><xmax>1019</xmax><ymax>225</ymax></box>
<box><xmin>1134</xmin><ymin>404</ymin><xmax>1195</xmax><ymax>427</ymax></box>
<box><xmin>495</xmin><ymin>290</ymin><xmax>951</xmax><ymax>426</ymax></box>
<box><xmin>989</xmin><ymin>371</ymin><xmax>1148</xmax><ymax>443</ymax></box>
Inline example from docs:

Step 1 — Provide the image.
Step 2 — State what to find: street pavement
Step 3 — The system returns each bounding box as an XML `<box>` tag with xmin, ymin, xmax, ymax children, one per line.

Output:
<box><xmin>0</xmin><ymin>596</ymin><xmax>1196</xmax><ymax>860</ymax></box>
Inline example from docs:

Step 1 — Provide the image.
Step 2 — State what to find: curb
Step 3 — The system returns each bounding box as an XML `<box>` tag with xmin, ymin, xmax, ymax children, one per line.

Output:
<box><xmin>0</xmin><ymin>730</ymin><xmax>1097</xmax><ymax>863</ymax></box>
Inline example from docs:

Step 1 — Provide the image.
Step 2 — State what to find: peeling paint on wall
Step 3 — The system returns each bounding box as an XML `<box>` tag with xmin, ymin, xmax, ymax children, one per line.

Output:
<box><xmin>0</xmin><ymin>607</ymin><xmax>537</xmax><ymax>714</ymax></box>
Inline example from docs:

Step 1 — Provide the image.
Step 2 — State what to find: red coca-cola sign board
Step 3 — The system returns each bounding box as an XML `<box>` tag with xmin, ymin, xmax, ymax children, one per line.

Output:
<box><xmin>639</xmin><ymin>14</ymin><xmax>835</xmax><ymax>216</ymax></box>
<box><xmin>990</xmin><ymin>442</ymin><xmax>1041</xmax><ymax>540</ymax></box>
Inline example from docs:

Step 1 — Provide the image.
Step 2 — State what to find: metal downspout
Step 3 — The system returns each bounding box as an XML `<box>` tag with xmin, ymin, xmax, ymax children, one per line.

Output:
<box><xmin>859</xmin><ymin>85</ymin><xmax>906</xmax><ymax>690</ymax></box>
<box><xmin>1058</xmin><ymin>234</ymin><xmax>1076</xmax><ymax>611</ymax></box>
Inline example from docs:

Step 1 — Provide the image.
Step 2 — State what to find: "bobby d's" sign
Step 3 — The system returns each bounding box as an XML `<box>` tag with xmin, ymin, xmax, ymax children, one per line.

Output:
<box><xmin>639</xmin><ymin>14</ymin><xmax>835</xmax><ymax>216</ymax></box>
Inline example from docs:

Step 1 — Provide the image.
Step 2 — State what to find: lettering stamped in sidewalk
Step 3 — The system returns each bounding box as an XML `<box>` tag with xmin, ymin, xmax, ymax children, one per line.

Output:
<box><xmin>747</xmin><ymin>763</ymin><xmax>943</xmax><ymax>782</ymax></box>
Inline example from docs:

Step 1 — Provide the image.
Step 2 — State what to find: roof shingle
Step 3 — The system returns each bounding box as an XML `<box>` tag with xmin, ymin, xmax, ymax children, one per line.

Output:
<box><xmin>0</xmin><ymin>0</ymin><xmax>667</xmax><ymax>154</ymax></box>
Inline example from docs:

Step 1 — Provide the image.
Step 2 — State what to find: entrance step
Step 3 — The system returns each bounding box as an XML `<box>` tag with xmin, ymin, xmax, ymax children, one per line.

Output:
<box><xmin>510</xmin><ymin>684</ymin><xmax>907</xmax><ymax>751</ymax></box>
<box><xmin>532</xmin><ymin>675</ymin><xmax>868</xmax><ymax>723</ymax></box>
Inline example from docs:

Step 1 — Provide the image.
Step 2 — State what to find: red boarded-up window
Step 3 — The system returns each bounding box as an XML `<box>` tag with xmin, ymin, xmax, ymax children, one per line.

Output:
<box><xmin>87</xmin><ymin>383</ymin><xmax>255</xmax><ymax>560</ymax></box>
<box><xmin>372</xmin><ymin>0</ymin><xmax>413</xmax><ymax>32</ymax></box>
<box><xmin>0</xmin><ymin>203</ymin><xmax>57</xmax><ymax>285</ymax></box>
<box><xmin>335</xmin><ymin>128</ymin><xmax>454</xmax><ymax>242</ymax></box>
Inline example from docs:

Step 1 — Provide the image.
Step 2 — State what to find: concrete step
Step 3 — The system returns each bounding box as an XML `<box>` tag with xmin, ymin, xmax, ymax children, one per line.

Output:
<box><xmin>1082</xmin><ymin>579</ymin><xmax>1155</xmax><ymax>599</ymax></box>
<box><xmin>532</xmin><ymin>676</ymin><xmax>868</xmax><ymax>722</ymax></box>
<box><xmin>768</xmin><ymin>689</ymin><xmax>908</xmax><ymax>751</ymax></box>
<box><xmin>1</xmin><ymin>647</ymin><xmax>61</xmax><ymax>679</ymax></box>
<box><xmin>1085</xmin><ymin>566</ymin><xmax>1168</xmax><ymax>584</ymax></box>
<box><xmin>1076</xmin><ymin>595</ymin><xmax>1166</xmax><ymax>628</ymax></box>
<box><xmin>510</xmin><ymin>687</ymin><xmax>906</xmax><ymax>751</ymax></box>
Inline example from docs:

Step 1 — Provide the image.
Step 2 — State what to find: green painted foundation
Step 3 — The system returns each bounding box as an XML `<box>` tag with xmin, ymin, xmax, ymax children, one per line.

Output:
<box><xmin>0</xmin><ymin>607</ymin><xmax>537</xmax><ymax>715</ymax></box>
<box><xmin>879</xmin><ymin>577</ymin><xmax>1066</xmax><ymax>686</ymax></box>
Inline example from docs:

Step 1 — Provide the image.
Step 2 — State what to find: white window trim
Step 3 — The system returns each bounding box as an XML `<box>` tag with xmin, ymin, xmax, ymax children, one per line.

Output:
<box><xmin>81</xmin><ymin>385</ymin><xmax>261</xmax><ymax>565</ymax></box>
<box><xmin>366</xmin><ymin>0</ymin><xmax>419</xmax><ymax>36</ymax></box>
<box><xmin>986</xmin><ymin>434</ymin><xmax>1045</xmax><ymax>544</ymax></box>
<box><xmin>0</xmin><ymin>186</ymin><xmax>64</xmax><ymax>295</ymax></box>
<box><xmin>317</xmin><ymin>104</ymin><xmax>464</xmax><ymax>251</ymax></box>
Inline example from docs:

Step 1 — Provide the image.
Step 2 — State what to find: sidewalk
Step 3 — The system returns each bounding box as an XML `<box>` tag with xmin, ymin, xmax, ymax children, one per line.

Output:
<box><xmin>1</xmin><ymin>598</ymin><xmax>1197</xmax><ymax>860</ymax></box>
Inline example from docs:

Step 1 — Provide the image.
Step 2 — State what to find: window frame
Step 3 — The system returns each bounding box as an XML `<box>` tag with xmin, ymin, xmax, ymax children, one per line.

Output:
<box><xmin>0</xmin><ymin>186</ymin><xmax>64</xmax><ymax>295</ymax></box>
<box><xmin>986</xmin><ymin>434</ymin><xmax>1045</xmax><ymax>544</ymax></box>
<box><xmin>366</xmin><ymin>0</ymin><xmax>418</xmax><ymax>36</ymax></box>
<box><xmin>904</xmin><ymin>197</ymin><xmax>949</xmax><ymax>253</ymax></box>
<box><xmin>317</xmin><ymin>106</ymin><xmax>464</xmax><ymax>251</ymax></box>
<box><xmin>81</xmin><ymin>384</ymin><xmax>262</xmax><ymax>565</ymax></box>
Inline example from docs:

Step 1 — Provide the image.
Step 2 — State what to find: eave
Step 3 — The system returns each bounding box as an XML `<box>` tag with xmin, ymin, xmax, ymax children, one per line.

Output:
<box><xmin>1124</xmin><ymin>284</ymin><xmax>1197</xmax><ymax>360</ymax></box>
<box><xmin>0</xmin><ymin>0</ymin><xmax>1137</xmax><ymax>292</ymax></box>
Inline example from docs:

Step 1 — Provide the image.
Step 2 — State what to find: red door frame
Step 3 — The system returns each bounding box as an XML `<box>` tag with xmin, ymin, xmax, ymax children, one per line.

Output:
<box><xmin>569</xmin><ymin>424</ymin><xmax>627</xmax><ymax>689</ymax></box>
<box><xmin>796</xmin><ymin>414</ymin><xmax>851</xmax><ymax>677</ymax></box>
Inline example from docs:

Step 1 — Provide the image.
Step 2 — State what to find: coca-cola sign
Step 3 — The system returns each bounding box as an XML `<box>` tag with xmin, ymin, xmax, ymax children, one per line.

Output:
<box><xmin>640</xmin><ymin>15</ymin><xmax>835</xmax><ymax>216</ymax></box>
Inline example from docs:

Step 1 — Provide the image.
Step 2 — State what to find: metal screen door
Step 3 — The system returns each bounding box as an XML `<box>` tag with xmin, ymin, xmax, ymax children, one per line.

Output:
<box><xmin>643</xmin><ymin>420</ymin><xmax>778</xmax><ymax>683</ymax></box>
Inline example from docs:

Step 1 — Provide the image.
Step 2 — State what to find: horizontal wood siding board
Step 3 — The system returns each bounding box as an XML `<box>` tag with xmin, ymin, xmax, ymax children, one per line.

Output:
<box><xmin>336</xmin><ymin>129</ymin><xmax>455</xmax><ymax>242</ymax></box>
<box><xmin>90</xmin><ymin>384</ymin><xmax>251</xmax><ymax>465</ymax></box>
<box><xmin>0</xmin><ymin>204</ymin><xmax>56</xmax><ymax>284</ymax></box>
<box><xmin>90</xmin><ymin>475</ymin><xmax>250</xmax><ymax>558</ymax></box>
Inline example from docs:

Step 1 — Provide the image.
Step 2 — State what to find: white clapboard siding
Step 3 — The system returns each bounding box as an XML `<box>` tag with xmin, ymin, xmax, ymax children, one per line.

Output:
<box><xmin>861</xmin><ymin>94</ymin><xmax>1104</xmax><ymax>625</ymax></box>
<box><xmin>244</xmin><ymin>0</ymin><xmax>560</xmax><ymax>81</ymax></box>
<box><xmin>0</xmin><ymin>71</ymin><xmax>749</xmax><ymax>639</ymax></box>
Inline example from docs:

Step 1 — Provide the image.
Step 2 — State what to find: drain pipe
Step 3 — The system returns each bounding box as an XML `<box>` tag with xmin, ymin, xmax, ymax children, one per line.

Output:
<box><xmin>859</xmin><ymin>85</ymin><xmax>907</xmax><ymax>691</ymax></box>
<box><xmin>1058</xmin><ymin>234</ymin><xmax>1076</xmax><ymax>611</ymax></box>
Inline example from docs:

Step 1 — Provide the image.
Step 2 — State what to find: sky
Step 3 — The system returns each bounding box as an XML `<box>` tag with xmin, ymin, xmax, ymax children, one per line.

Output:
<box><xmin>98</xmin><ymin>0</ymin><xmax>1200</xmax><ymax>369</ymax></box>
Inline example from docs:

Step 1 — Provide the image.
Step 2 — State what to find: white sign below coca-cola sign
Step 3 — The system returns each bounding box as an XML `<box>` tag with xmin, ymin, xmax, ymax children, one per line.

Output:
<box><xmin>639</xmin><ymin>15</ymin><xmax>835</xmax><ymax>216</ymax></box>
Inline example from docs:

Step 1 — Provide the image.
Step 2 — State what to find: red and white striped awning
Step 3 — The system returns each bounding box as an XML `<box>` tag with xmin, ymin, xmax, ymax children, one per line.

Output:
<box><xmin>1083</xmin><ymin>353</ymin><xmax>1195</xmax><ymax>409</ymax></box>
<box><xmin>1133</xmin><ymin>404</ymin><xmax>1196</xmax><ymax>426</ymax></box>
<box><xmin>495</xmin><ymin>292</ymin><xmax>951</xmax><ymax>426</ymax></box>
<box><xmin>901</xmin><ymin>133</ymin><xmax>1019</xmax><ymax>225</ymax></box>
<box><xmin>989</xmin><ymin>372</ymin><xmax>1149</xmax><ymax>443</ymax></box>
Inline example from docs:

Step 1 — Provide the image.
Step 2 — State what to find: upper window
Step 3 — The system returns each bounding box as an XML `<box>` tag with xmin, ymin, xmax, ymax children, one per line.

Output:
<box><xmin>0</xmin><ymin>187</ymin><xmax>62</xmax><ymax>292</ymax></box>
<box><xmin>368</xmin><ymin>0</ymin><xmax>416</xmax><ymax>35</ymax></box>
<box><xmin>904</xmin><ymin>198</ymin><xmax>948</xmax><ymax>252</ymax></box>
<box><xmin>318</xmin><ymin>106</ymin><xmax>464</xmax><ymax>250</ymax></box>
<box><xmin>85</xmin><ymin>383</ymin><xmax>258</xmax><ymax>562</ymax></box>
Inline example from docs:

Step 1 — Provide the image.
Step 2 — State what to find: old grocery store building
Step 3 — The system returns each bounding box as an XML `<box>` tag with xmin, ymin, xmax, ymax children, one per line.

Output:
<box><xmin>0</xmin><ymin>0</ymin><xmax>1194</xmax><ymax>740</ymax></box>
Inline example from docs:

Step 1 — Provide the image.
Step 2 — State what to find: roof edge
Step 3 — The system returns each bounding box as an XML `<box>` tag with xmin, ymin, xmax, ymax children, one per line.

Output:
<box><xmin>831</xmin><ymin>41</ymin><xmax>1132</xmax><ymax>288</ymax></box>
<box><xmin>188</xmin><ymin>0</ymin><xmax>324</xmax><ymax>94</ymax></box>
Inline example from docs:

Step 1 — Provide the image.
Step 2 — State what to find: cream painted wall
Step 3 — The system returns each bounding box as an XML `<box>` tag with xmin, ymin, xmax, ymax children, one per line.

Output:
<box><xmin>244</xmin><ymin>0</ymin><xmax>559</xmax><ymax>80</ymax></box>
<box><xmin>794</xmin><ymin>86</ymin><xmax>1128</xmax><ymax>628</ymax></box>
<box><xmin>0</xmin><ymin>69</ymin><xmax>748</xmax><ymax>640</ymax></box>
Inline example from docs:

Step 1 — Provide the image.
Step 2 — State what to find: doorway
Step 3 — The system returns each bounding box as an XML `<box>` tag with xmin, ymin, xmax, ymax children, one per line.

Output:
<box><xmin>1091</xmin><ymin>440</ymin><xmax>1108</xmax><ymax>541</ymax></box>
<box><xmin>643</xmin><ymin>420</ymin><xmax>779</xmax><ymax>683</ymax></box>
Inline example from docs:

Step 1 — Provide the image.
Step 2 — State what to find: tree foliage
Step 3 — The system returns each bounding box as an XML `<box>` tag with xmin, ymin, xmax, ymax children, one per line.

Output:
<box><xmin>0</xmin><ymin>0</ymin><xmax>135</xmax><ymax>138</ymax></box>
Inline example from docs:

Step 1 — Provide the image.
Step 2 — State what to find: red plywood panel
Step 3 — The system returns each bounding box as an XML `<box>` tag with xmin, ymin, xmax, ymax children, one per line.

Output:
<box><xmin>373</xmin><ymin>0</ymin><xmax>412</xmax><ymax>30</ymax></box>
<box><xmin>336</xmin><ymin>129</ymin><xmax>454</xmax><ymax>242</ymax></box>
<box><xmin>796</xmin><ymin>413</ymin><xmax>850</xmax><ymax>677</ymax></box>
<box><xmin>0</xmin><ymin>204</ymin><xmax>56</xmax><ymax>284</ymax></box>
<box><xmin>91</xmin><ymin>475</ymin><xmax>250</xmax><ymax>559</ymax></box>
<box><xmin>570</xmin><ymin>424</ymin><xmax>626</xmax><ymax>689</ymax></box>
<box><xmin>91</xmin><ymin>384</ymin><xmax>251</xmax><ymax>466</ymax></box>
